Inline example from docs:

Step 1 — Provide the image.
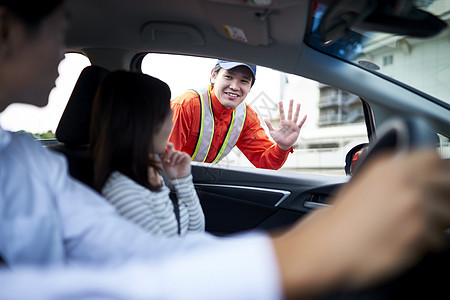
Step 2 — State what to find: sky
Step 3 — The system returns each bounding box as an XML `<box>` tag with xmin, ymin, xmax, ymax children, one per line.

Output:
<box><xmin>0</xmin><ymin>53</ymin><xmax>283</xmax><ymax>134</ymax></box>
<box><xmin>0</xmin><ymin>53</ymin><xmax>90</xmax><ymax>133</ymax></box>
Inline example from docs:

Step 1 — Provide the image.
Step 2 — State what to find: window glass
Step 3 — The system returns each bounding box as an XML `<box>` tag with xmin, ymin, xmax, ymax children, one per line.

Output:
<box><xmin>143</xmin><ymin>53</ymin><xmax>368</xmax><ymax>175</ymax></box>
<box><xmin>306</xmin><ymin>1</ymin><xmax>450</xmax><ymax>104</ymax></box>
<box><xmin>0</xmin><ymin>53</ymin><xmax>90</xmax><ymax>137</ymax></box>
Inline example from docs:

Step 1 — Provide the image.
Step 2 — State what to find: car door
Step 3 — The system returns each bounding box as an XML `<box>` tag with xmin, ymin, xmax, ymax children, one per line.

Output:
<box><xmin>192</xmin><ymin>162</ymin><xmax>348</xmax><ymax>235</ymax></box>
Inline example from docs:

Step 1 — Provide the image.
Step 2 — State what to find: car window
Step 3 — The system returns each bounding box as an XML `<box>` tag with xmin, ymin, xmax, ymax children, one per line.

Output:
<box><xmin>0</xmin><ymin>53</ymin><xmax>90</xmax><ymax>136</ymax></box>
<box><xmin>143</xmin><ymin>53</ymin><xmax>369</xmax><ymax>175</ymax></box>
<box><xmin>306</xmin><ymin>0</ymin><xmax>450</xmax><ymax>105</ymax></box>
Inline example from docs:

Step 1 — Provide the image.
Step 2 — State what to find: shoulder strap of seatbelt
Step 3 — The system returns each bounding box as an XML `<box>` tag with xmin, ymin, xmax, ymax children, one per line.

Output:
<box><xmin>160</xmin><ymin>172</ymin><xmax>181</xmax><ymax>235</ymax></box>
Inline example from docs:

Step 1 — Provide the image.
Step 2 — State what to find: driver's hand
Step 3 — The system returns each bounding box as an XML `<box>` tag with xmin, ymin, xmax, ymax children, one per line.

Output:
<box><xmin>272</xmin><ymin>150</ymin><xmax>450</xmax><ymax>299</ymax></box>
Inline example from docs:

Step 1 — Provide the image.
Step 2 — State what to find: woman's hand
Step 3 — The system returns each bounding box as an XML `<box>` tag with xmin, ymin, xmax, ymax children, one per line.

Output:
<box><xmin>160</xmin><ymin>142</ymin><xmax>191</xmax><ymax>179</ymax></box>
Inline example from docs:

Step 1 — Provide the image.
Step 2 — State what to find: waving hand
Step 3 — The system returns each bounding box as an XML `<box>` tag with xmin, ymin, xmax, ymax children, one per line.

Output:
<box><xmin>265</xmin><ymin>99</ymin><xmax>307</xmax><ymax>150</ymax></box>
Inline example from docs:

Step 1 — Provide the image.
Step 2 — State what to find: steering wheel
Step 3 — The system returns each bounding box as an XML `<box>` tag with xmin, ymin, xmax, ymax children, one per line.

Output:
<box><xmin>352</xmin><ymin>116</ymin><xmax>438</xmax><ymax>176</ymax></box>
<box><xmin>321</xmin><ymin>117</ymin><xmax>447</xmax><ymax>299</ymax></box>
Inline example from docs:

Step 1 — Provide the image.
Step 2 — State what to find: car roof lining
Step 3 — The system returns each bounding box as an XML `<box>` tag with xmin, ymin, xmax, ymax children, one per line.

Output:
<box><xmin>66</xmin><ymin>0</ymin><xmax>309</xmax><ymax>73</ymax></box>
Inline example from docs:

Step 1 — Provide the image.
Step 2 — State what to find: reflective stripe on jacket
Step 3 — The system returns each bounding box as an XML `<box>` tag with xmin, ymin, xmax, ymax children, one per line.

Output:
<box><xmin>191</xmin><ymin>86</ymin><xmax>247</xmax><ymax>163</ymax></box>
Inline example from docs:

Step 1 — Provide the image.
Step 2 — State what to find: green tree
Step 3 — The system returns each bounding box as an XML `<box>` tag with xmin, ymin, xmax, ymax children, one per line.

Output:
<box><xmin>39</xmin><ymin>130</ymin><xmax>56</xmax><ymax>139</ymax></box>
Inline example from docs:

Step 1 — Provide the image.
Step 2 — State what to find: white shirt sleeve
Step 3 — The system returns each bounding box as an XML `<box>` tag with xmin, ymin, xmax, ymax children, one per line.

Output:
<box><xmin>0</xmin><ymin>232</ymin><xmax>283</xmax><ymax>300</ymax></box>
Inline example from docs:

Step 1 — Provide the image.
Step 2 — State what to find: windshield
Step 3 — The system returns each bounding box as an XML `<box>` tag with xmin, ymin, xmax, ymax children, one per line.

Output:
<box><xmin>306</xmin><ymin>0</ymin><xmax>450</xmax><ymax>105</ymax></box>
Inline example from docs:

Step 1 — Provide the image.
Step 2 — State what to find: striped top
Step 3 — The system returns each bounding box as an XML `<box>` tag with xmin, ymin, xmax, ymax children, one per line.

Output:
<box><xmin>101</xmin><ymin>171</ymin><xmax>205</xmax><ymax>237</ymax></box>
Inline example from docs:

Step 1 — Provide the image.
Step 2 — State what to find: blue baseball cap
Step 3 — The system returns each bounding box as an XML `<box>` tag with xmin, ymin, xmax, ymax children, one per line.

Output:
<box><xmin>216</xmin><ymin>59</ymin><xmax>257</xmax><ymax>81</ymax></box>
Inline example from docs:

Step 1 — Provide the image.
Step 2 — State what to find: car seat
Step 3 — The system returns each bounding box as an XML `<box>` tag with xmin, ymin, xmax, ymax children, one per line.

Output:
<box><xmin>49</xmin><ymin>65</ymin><xmax>110</xmax><ymax>188</ymax></box>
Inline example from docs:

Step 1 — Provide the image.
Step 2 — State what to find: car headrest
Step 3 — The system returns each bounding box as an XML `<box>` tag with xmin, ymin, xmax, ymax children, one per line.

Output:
<box><xmin>56</xmin><ymin>65</ymin><xmax>110</xmax><ymax>146</ymax></box>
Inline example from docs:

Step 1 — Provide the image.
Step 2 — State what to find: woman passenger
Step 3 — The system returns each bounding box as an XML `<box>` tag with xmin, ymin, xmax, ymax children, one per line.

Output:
<box><xmin>90</xmin><ymin>71</ymin><xmax>205</xmax><ymax>237</ymax></box>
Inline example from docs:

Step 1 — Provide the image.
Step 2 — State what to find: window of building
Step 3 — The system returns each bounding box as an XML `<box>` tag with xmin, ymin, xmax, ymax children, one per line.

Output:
<box><xmin>318</xmin><ymin>85</ymin><xmax>364</xmax><ymax>127</ymax></box>
<box><xmin>383</xmin><ymin>54</ymin><xmax>393</xmax><ymax>66</ymax></box>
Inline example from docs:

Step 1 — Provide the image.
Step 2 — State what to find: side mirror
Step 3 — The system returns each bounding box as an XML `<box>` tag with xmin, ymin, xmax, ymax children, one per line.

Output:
<box><xmin>345</xmin><ymin>143</ymin><xmax>368</xmax><ymax>176</ymax></box>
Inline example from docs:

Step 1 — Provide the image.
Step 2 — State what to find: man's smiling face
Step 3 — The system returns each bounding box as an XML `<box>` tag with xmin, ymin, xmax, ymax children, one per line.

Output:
<box><xmin>211</xmin><ymin>66</ymin><xmax>253</xmax><ymax>109</ymax></box>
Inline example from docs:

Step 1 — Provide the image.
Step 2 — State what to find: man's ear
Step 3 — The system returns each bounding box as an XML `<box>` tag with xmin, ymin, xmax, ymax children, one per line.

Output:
<box><xmin>210</xmin><ymin>69</ymin><xmax>217</xmax><ymax>85</ymax></box>
<box><xmin>0</xmin><ymin>8</ymin><xmax>17</xmax><ymax>58</ymax></box>
<box><xmin>0</xmin><ymin>7</ymin><xmax>27</xmax><ymax>59</ymax></box>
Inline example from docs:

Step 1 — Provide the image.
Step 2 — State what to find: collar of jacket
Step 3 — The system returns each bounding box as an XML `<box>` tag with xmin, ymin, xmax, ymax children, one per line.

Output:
<box><xmin>209</xmin><ymin>85</ymin><xmax>236</xmax><ymax>117</ymax></box>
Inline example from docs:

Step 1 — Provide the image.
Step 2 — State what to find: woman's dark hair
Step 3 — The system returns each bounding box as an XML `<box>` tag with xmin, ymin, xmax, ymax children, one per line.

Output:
<box><xmin>0</xmin><ymin>0</ymin><xmax>65</xmax><ymax>29</ymax></box>
<box><xmin>90</xmin><ymin>71</ymin><xmax>172</xmax><ymax>192</ymax></box>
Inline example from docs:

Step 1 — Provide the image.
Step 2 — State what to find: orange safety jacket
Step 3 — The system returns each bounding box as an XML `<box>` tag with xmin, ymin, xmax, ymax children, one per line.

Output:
<box><xmin>169</xmin><ymin>85</ymin><xmax>293</xmax><ymax>170</ymax></box>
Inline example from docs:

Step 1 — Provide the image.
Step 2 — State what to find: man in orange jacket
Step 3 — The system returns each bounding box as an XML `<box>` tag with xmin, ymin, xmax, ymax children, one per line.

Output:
<box><xmin>169</xmin><ymin>60</ymin><xmax>307</xmax><ymax>170</ymax></box>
